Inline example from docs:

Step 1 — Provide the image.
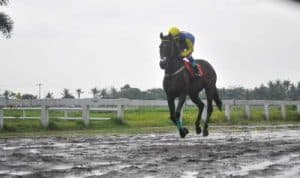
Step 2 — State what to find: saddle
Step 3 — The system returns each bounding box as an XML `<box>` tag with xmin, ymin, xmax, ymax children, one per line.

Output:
<box><xmin>183</xmin><ymin>58</ymin><xmax>204</xmax><ymax>77</ymax></box>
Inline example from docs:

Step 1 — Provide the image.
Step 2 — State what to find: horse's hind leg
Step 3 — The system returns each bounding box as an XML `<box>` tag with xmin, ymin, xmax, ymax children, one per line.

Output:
<box><xmin>203</xmin><ymin>89</ymin><xmax>214</xmax><ymax>137</ymax></box>
<box><xmin>189</xmin><ymin>93</ymin><xmax>205</xmax><ymax>135</ymax></box>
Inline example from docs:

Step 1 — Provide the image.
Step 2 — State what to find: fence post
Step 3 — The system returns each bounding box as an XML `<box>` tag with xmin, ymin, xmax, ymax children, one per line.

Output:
<box><xmin>64</xmin><ymin>110</ymin><xmax>68</xmax><ymax>120</ymax></box>
<box><xmin>201</xmin><ymin>105</ymin><xmax>207</xmax><ymax>121</ymax></box>
<box><xmin>280</xmin><ymin>104</ymin><xmax>286</xmax><ymax>119</ymax></box>
<box><xmin>82</xmin><ymin>105</ymin><xmax>90</xmax><ymax>126</ymax></box>
<box><xmin>41</xmin><ymin>106</ymin><xmax>49</xmax><ymax>128</ymax></box>
<box><xmin>225</xmin><ymin>104</ymin><xmax>231</xmax><ymax>120</ymax></box>
<box><xmin>245</xmin><ymin>105</ymin><xmax>251</xmax><ymax>119</ymax></box>
<box><xmin>264</xmin><ymin>104</ymin><xmax>269</xmax><ymax>120</ymax></box>
<box><xmin>117</xmin><ymin>104</ymin><xmax>125</xmax><ymax>121</ymax></box>
<box><xmin>22</xmin><ymin>109</ymin><xmax>26</xmax><ymax>119</ymax></box>
<box><xmin>0</xmin><ymin>107</ymin><xmax>3</xmax><ymax>130</ymax></box>
<box><xmin>297</xmin><ymin>105</ymin><xmax>300</xmax><ymax>114</ymax></box>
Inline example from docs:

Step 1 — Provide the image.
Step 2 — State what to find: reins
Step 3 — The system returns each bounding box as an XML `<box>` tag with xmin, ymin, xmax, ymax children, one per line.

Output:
<box><xmin>164</xmin><ymin>66</ymin><xmax>185</xmax><ymax>78</ymax></box>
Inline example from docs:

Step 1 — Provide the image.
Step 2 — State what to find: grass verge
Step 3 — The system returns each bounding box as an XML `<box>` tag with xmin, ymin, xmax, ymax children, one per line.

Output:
<box><xmin>0</xmin><ymin>106</ymin><xmax>300</xmax><ymax>137</ymax></box>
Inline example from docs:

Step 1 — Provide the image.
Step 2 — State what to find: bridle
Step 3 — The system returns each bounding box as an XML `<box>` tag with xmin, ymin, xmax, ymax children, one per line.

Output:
<box><xmin>160</xmin><ymin>37</ymin><xmax>184</xmax><ymax>78</ymax></box>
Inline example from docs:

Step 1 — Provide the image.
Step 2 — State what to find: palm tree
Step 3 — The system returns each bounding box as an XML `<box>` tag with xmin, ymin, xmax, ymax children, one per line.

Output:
<box><xmin>121</xmin><ymin>84</ymin><xmax>131</xmax><ymax>91</ymax></box>
<box><xmin>100</xmin><ymin>88</ymin><xmax>107</xmax><ymax>98</ymax></box>
<box><xmin>9</xmin><ymin>91</ymin><xmax>16</xmax><ymax>98</ymax></box>
<box><xmin>76</xmin><ymin>88</ymin><xmax>83</xmax><ymax>98</ymax></box>
<box><xmin>46</xmin><ymin>92</ymin><xmax>54</xmax><ymax>99</ymax></box>
<box><xmin>3</xmin><ymin>90</ymin><xmax>9</xmax><ymax>99</ymax></box>
<box><xmin>61</xmin><ymin>88</ymin><xmax>74</xmax><ymax>99</ymax></box>
<box><xmin>283</xmin><ymin>80</ymin><xmax>291</xmax><ymax>97</ymax></box>
<box><xmin>283</xmin><ymin>80</ymin><xmax>290</xmax><ymax>90</ymax></box>
<box><xmin>91</xmin><ymin>87</ymin><xmax>100</xmax><ymax>98</ymax></box>
<box><xmin>110</xmin><ymin>87</ymin><xmax>118</xmax><ymax>98</ymax></box>
<box><xmin>0</xmin><ymin>0</ymin><xmax>9</xmax><ymax>5</ymax></box>
<box><xmin>16</xmin><ymin>92</ymin><xmax>21</xmax><ymax>100</ymax></box>
<box><xmin>0</xmin><ymin>0</ymin><xmax>13</xmax><ymax>38</ymax></box>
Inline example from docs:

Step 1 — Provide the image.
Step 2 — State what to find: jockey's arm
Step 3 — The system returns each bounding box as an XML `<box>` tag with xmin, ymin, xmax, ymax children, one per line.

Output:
<box><xmin>180</xmin><ymin>39</ymin><xmax>194</xmax><ymax>58</ymax></box>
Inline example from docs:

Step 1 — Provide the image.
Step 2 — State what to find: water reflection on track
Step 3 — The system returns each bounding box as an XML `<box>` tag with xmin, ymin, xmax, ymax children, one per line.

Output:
<box><xmin>0</xmin><ymin>126</ymin><xmax>300</xmax><ymax>178</ymax></box>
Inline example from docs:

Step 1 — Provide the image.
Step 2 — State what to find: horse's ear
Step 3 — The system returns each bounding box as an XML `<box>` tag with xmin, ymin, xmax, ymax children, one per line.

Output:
<box><xmin>160</xmin><ymin>32</ymin><xmax>163</xmax><ymax>39</ymax></box>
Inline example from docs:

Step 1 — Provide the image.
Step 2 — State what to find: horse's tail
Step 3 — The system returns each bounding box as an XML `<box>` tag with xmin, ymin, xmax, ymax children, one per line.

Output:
<box><xmin>212</xmin><ymin>85</ymin><xmax>222</xmax><ymax>111</ymax></box>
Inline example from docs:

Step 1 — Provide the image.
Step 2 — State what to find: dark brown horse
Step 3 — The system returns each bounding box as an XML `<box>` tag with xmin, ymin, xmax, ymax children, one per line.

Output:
<box><xmin>159</xmin><ymin>33</ymin><xmax>222</xmax><ymax>138</ymax></box>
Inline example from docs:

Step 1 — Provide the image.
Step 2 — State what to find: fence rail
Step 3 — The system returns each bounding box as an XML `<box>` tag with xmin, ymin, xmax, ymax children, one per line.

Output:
<box><xmin>0</xmin><ymin>98</ymin><xmax>300</xmax><ymax>129</ymax></box>
<box><xmin>2</xmin><ymin>107</ymin><xmax>114</xmax><ymax>121</ymax></box>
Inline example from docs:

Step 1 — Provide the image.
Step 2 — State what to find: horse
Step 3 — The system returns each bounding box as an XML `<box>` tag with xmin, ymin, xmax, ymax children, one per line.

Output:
<box><xmin>159</xmin><ymin>33</ymin><xmax>222</xmax><ymax>138</ymax></box>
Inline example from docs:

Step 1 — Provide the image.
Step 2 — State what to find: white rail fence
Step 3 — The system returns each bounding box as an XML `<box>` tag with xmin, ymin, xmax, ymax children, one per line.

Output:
<box><xmin>0</xmin><ymin>98</ymin><xmax>300</xmax><ymax>129</ymax></box>
<box><xmin>2</xmin><ymin>107</ymin><xmax>114</xmax><ymax>120</ymax></box>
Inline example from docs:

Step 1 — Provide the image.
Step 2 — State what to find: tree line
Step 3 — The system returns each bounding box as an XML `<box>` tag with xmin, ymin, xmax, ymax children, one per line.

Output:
<box><xmin>1</xmin><ymin>80</ymin><xmax>299</xmax><ymax>100</ymax></box>
<box><xmin>218</xmin><ymin>80</ymin><xmax>300</xmax><ymax>100</ymax></box>
<box><xmin>0</xmin><ymin>84</ymin><xmax>167</xmax><ymax>100</ymax></box>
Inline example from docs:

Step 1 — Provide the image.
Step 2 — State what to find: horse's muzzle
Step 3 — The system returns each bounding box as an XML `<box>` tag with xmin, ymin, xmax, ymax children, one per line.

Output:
<box><xmin>159</xmin><ymin>59</ymin><xmax>167</xmax><ymax>69</ymax></box>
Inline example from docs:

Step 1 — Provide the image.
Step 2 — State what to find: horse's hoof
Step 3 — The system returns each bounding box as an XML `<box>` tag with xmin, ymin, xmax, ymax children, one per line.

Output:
<box><xmin>196</xmin><ymin>126</ymin><xmax>201</xmax><ymax>135</ymax></box>
<box><xmin>183</xmin><ymin>128</ymin><xmax>189</xmax><ymax>134</ymax></box>
<box><xmin>179</xmin><ymin>128</ymin><xmax>189</xmax><ymax>138</ymax></box>
<box><xmin>203</xmin><ymin>129</ymin><xmax>209</xmax><ymax>137</ymax></box>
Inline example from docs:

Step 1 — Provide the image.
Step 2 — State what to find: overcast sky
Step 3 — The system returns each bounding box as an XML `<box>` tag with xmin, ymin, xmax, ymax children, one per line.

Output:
<box><xmin>0</xmin><ymin>0</ymin><xmax>300</xmax><ymax>97</ymax></box>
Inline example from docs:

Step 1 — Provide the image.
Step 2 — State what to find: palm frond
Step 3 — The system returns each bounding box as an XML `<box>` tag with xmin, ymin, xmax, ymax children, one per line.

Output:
<box><xmin>0</xmin><ymin>12</ymin><xmax>13</xmax><ymax>38</ymax></box>
<box><xmin>0</xmin><ymin>0</ymin><xmax>9</xmax><ymax>6</ymax></box>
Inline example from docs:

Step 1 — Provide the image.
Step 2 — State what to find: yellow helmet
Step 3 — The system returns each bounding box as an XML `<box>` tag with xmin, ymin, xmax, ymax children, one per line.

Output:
<box><xmin>168</xmin><ymin>27</ymin><xmax>180</xmax><ymax>37</ymax></box>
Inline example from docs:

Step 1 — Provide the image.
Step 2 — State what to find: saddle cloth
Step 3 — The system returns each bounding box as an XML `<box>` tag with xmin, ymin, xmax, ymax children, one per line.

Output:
<box><xmin>183</xmin><ymin>58</ymin><xmax>204</xmax><ymax>77</ymax></box>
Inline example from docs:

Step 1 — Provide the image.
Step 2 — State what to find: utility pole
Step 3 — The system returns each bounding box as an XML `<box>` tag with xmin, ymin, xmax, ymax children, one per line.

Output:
<box><xmin>36</xmin><ymin>83</ymin><xmax>43</xmax><ymax>99</ymax></box>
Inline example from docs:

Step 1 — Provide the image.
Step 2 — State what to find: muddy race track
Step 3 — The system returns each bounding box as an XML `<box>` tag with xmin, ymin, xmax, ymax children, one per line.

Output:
<box><xmin>0</xmin><ymin>126</ymin><xmax>300</xmax><ymax>178</ymax></box>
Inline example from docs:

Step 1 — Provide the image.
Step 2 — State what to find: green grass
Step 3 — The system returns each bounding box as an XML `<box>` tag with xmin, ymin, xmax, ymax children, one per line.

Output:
<box><xmin>1</xmin><ymin>106</ymin><xmax>300</xmax><ymax>137</ymax></box>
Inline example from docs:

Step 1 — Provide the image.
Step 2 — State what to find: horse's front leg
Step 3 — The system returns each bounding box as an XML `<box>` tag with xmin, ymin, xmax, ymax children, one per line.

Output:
<box><xmin>175</xmin><ymin>94</ymin><xmax>189</xmax><ymax>138</ymax></box>
<box><xmin>167</xmin><ymin>96</ymin><xmax>177</xmax><ymax>126</ymax></box>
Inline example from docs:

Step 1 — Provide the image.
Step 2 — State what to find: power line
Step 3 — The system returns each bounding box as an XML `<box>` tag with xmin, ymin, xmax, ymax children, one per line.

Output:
<box><xmin>36</xmin><ymin>83</ymin><xmax>43</xmax><ymax>99</ymax></box>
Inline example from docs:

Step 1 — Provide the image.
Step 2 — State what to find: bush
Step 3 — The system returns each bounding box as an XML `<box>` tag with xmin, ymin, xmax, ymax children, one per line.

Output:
<box><xmin>3</xmin><ymin>124</ymin><xmax>16</xmax><ymax>132</ymax></box>
<box><xmin>47</xmin><ymin>120</ymin><xmax>58</xmax><ymax>130</ymax></box>
<box><xmin>75</xmin><ymin>120</ymin><xmax>85</xmax><ymax>129</ymax></box>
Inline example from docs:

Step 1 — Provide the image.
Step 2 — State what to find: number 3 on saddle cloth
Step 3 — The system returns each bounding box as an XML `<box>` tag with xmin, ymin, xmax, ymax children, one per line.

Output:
<box><xmin>182</xmin><ymin>58</ymin><xmax>205</xmax><ymax>77</ymax></box>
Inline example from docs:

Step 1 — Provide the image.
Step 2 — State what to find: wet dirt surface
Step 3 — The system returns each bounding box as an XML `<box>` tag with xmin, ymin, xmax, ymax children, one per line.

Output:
<box><xmin>0</xmin><ymin>126</ymin><xmax>300</xmax><ymax>178</ymax></box>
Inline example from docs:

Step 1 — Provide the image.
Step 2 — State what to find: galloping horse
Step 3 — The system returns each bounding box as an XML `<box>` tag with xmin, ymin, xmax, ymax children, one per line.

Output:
<box><xmin>159</xmin><ymin>33</ymin><xmax>222</xmax><ymax>138</ymax></box>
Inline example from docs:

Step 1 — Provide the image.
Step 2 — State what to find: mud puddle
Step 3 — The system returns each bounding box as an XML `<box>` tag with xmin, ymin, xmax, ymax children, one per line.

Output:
<box><xmin>0</xmin><ymin>126</ymin><xmax>300</xmax><ymax>177</ymax></box>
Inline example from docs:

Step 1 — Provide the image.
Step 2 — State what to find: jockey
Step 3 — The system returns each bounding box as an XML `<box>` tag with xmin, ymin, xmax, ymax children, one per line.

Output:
<box><xmin>168</xmin><ymin>27</ymin><xmax>200</xmax><ymax>76</ymax></box>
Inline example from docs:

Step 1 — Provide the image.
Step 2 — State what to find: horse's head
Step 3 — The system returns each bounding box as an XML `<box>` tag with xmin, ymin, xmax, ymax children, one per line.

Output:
<box><xmin>159</xmin><ymin>32</ymin><xmax>180</xmax><ymax>69</ymax></box>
